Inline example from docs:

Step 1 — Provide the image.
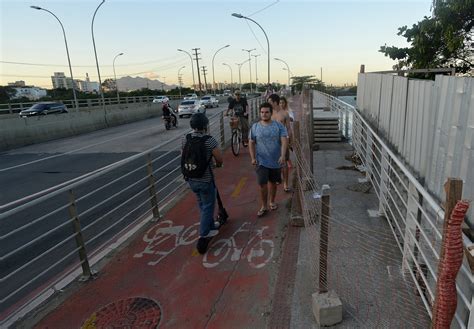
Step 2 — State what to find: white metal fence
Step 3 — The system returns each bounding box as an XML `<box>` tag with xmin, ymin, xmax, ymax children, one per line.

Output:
<box><xmin>356</xmin><ymin>74</ymin><xmax>474</xmax><ymax>227</ymax></box>
<box><xmin>313</xmin><ymin>90</ymin><xmax>474</xmax><ymax>328</ymax></box>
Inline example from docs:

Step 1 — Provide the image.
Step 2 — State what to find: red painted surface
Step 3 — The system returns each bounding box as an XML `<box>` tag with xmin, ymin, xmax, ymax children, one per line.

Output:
<box><xmin>36</xmin><ymin>144</ymin><xmax>292</xmax><ymax>329</ymax></box>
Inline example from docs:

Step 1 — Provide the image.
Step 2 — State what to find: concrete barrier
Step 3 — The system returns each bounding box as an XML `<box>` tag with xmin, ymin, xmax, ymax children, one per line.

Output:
<box><xmin>0</xmin><ymin>103</ymin><xmax>164</xmax><ymax>151</ymax></box>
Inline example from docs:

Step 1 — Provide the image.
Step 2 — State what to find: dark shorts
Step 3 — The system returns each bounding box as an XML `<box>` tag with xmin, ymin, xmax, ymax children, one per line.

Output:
<box><xmin>256</xmin><ymin>165</ymin><xmax>282</xmax><ymax>185</ymax></box>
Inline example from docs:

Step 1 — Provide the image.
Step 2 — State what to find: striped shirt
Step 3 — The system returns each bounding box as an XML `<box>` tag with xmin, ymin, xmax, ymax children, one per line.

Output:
<box><xmin>181</xmin><ymin>132</ymin><xmax>218</xmax><ymax>183</ymax></box>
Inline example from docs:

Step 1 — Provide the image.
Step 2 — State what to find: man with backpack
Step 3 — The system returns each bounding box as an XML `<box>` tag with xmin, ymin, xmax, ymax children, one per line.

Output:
<box><xmin>181</xmin><ymin>113</ymin><xmax>223</xmax><ymax>254</ymax></box>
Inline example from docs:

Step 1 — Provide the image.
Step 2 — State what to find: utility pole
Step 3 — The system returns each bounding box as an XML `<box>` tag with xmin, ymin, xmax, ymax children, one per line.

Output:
<box><xmin>192</xmin><ymin>48</ymin><xmax>203</xmax><ymax>94</ymax></box>
<box><xmin>201</xmin><ymin>66</ymin><xmax>208</xmax><ymax>93</ymax></box>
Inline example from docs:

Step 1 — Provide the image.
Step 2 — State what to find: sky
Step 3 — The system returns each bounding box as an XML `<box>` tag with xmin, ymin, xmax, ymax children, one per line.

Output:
<box><xmin>0</xmin><ymin>0</ymin><xmax>434</xmax><ymax>89</ymax></box>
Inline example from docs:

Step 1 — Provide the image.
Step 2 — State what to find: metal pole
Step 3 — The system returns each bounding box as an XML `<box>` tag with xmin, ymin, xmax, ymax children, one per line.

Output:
<box><xmin>242</xmin><ymin>48</ymin><xmax>255</xmax><ymax>92</ymax></box>
<box><xmin>232</xmin><ymin>14</ymin><xmax>270</xmax><ymax>86</ymax></box>
<box><xmin>113</xmin><ymin>52</ymin><xmax>123</xmax><ymax>103</ymax></box>
<box><xmin>212</xmin><ymin>45</ymin><xmax>230</xmax><ymax>93</ymax></box>
<box><xmin>320</xmin><ymin>185</ymin><xmax>330</xmax><ymax>293</ymax></box>
<box><xmin>178</xmin><ymin>49</ymin><xmax>196</xmax><ymax>91</ymax></box>
<box><xmin>68</xmin><ymin>189</ymin><xmax>92</xmax><ymax>279</ymax></box>
<box><xmin>178</xmin><ymin>65</ymin><xmax>185</xmax><ymax>97</ymax></box>
<box><xmin>275</xmin><ymin>57</ymin><xmax>291</xmax><ymax>86</ymax></box>
<box><xmin>222</xmin><ymin>63</ymin><xmax>233</xmax><ymax>90</ymax></box>
<box><xmin>31</xmin><ymin>6</ymin><xmax>78</xmax><ymax>109</ymax></box>
<box><xmin>146</xmin><ymin>154</ymin><xmax>161</xmax><ymax>220</ymax></box>
<box><xmin>91</xmin><ymin>0</ymin><xmax>106</xmax><ymax>108</ymax></box>
<box><xmin>252</xmin><ymin>54</ymin><xmax>260</xmax><ymax>90</ymax></box>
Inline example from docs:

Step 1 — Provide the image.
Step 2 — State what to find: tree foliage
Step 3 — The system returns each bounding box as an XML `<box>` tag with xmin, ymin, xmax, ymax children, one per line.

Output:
<box><xmin>380</xmin><ymin>0</ymin><xmax>473</xmax><ymax>74</ymax></box>
<box><xmin>290</xmin><ymin>76</ymin><xmax>325</xmax><ymax>92</ymax></box>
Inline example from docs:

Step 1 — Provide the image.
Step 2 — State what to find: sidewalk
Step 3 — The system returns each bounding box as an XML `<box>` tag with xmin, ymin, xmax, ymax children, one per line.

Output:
<box><xmin>24</xmin><ymin>141</ymin><xmax>297</xmax><ymax>328</ymax></box>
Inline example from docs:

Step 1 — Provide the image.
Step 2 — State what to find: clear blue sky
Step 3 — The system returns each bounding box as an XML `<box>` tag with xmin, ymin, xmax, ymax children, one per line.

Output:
<box><xmin>0</xmin><ymin>0</ymin><xmax>433</xmax><ymax>88</ymax></box>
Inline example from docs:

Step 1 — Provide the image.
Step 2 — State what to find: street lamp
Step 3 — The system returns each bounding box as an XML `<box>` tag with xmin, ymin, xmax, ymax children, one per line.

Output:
<box><xmin>236</xmin><ymin>59</ymin><xmax>250</xmax><ymax>89</ymax></box>
<box><xmin>242</xmin><ymin>48</ymin><xmax>255</xmax><ymax>92</ymax></box>
<box><xmin>178</xmin><ymin>65</ymin><xmax>185</xmax><ymax>97</ymax></box>
<box><xmin>232</xmin><ymin>13</ymin><xmax>270</xmax><ymax>86</ymax></box>
<box><xmin>252</xmin><ymin>54</ymin><xmax>261</xmax><ymax>90</ymax></box>
<box><xmin>177</xmin><ymin>49</ymin><xmax>196</xmax><ymax>91</ymax></box>
<box><xmin>212</xmin><ymin>44</ymin><xmax>230</xmax><ymax>93</ymax></box>
<box><xmin>113</xmin><ymin>52</ymin><xmax>124</xmax><ymax>102</ymax></box>
<box><xmin>91</xmin><ymin>0</ymin><xmax>106</xmax><ymax>107</ymax></box>
<box><xmin>274</xmin><ymin>57</ymin><xmax>291</xmax><ymax>86</ymax></box>
<box><xmin>222</xmin><ymin>63</ymin><xmax>233</xmax><ymax>91</ymax></box>
<box><xmin>282</xmin><ymin>68</ymin><xmax>290</xmax><ymax>88</ymax></box>
<box><xmin>31</xmin><ymin>5</ymin><xmax>78</xmax><ymax>109</ymax></box>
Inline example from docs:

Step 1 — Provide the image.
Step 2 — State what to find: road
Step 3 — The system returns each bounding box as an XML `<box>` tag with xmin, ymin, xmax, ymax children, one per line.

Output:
<box><xmin>0</xmin><ymin>103</ymin><xmax>227</xmax><ymax>314</ymax></box>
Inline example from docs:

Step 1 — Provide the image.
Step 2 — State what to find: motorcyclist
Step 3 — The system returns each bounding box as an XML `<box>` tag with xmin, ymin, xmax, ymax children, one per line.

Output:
<box><xmin>162</xmin><ymin>101</ymin><xmax>177</xmax><ymax>127</ymax></box>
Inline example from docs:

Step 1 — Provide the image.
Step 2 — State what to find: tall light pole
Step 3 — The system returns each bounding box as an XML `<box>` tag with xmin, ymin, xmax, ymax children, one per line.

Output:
<box><xmin>212</xmin><ymin>44</ymin><xmax>230</xmax><ymax>93</ymax></box>
<box><xmin>113</xmin><ymin>52</ymin><xmax>123</xmax><ymax>102</ymax></box>
<box><xmin>178</xmin><ymin>49</ymin><xmax>196</xmax><ymax>91</ymax></box>
<box><xmin>178</xmin><ymin>65</ymin><xmax>185</xmax><ymax>97</ymax></box>
<box><xmin>236</xmin><ymin>59</ymin><xmax>250</xmax><ymax>89</ymax></box>
<box><xmin>282</xmin><ymin>68</ymin><xmax>290</xmax><ymax>88</ymax></box>
<box><xmin>242</xmin><ymin>48</ymin><xmax>255</xmax><ymax>92</ymax></box>
<box><xmin>91</xmin><ymin>0</ymin><xmax>106</xmax><ymax>107</ymax></box>
<box><xmin>31</xmin><ymin>5</ymin><xmax>78</xmax><ymax>109</ymax></box>
<box><xmin>222</xmin><ymin>63</ymin><xmax>233</xmax><ymax>91</ymax></box>
<box><xmin>274</xmin><ymin>57</ymin><xmax>291</xmax><ymax>86</ymax></box>
<box><xmin>252</xmin><ymin>54</ymin><xmax>261</xmax><ymax>91</ymax></box>
<box><xmin>232</xmin><ymin>13</ymin><xmax>270</xmax><ymax>86</ymax></box>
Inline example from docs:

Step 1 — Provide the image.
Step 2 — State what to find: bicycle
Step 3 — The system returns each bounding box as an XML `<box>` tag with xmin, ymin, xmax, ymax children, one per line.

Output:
<box><xmin>229</xmin><ymin>116</ymin><xmax>242</xmax><ymax>156</ymax></box>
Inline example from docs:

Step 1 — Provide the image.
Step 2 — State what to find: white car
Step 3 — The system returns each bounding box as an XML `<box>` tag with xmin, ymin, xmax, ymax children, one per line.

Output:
<box><xmin>152</xmin><ymin>96</ymin><xmax>169</xmax><ymax>103</ymax></box>
<box><xmin>178</xmin><ymin>100</ymin><xmax>206</xmax><ymax>118</ymax></box>
<box><xmin>183</xmin><ymin>93</ymin><xmax>198</xmax><ymax>100</ymax></box>
<box><xmin>200</xmin><ymin>95</ymin><xmax>219</xmax><ymax>108</ymax></box>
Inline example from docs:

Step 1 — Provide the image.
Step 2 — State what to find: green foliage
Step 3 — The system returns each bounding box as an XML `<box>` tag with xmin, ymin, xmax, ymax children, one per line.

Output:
<box><xmin>380</xmin><ymin>0</ymin><xmax>473</xmax><ymax>74</ymax></box>
<box><xmin>0</xmin><ymin>86</ymin><xmax>16</xmax><ymax>103</ymax></box>
<box><xmin>290</xmin><ymin>76</ymin><xmax>325</xmax><ymax>92</ymax></box>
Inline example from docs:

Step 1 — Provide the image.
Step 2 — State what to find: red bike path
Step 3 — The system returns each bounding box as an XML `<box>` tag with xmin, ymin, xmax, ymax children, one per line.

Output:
<box><xmin>35</xmin><ymin>138</ymin><xmax>296</xmax><ymax>328</ymax></box>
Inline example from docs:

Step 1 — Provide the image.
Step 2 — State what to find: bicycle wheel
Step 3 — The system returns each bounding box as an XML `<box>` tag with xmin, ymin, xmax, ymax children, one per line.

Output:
<box><xmin>231</xmin><ymin>130</ymin><xmax>240</xmax><ymax>156</ymax></box>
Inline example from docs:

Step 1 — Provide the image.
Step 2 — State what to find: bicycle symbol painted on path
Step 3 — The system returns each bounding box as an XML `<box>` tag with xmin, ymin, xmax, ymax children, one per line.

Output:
<box><xmin>203</xmin><ymin>222</ymin><xmax>274</xmax><ymax>269</ymax></box>
<box><xmin>134</xmin><ymin>220</ymin><xmax>200</xmax><ymax>266</ymax></box>
<box><xmin>134</xmin><ymin>220</ymin><xmax>274</xmax><ymax>269</ymax></box>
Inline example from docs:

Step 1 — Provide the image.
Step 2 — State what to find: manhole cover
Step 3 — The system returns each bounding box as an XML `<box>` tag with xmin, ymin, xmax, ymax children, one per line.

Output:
<box><xmin>82</xmin><ymin>297</ymin><xmax>161</xmax><ymax>329</ymax></box>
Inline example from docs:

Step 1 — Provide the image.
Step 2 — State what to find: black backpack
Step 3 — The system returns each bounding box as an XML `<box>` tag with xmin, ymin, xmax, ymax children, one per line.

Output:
<box><xmin>181</xmin><ymin>134</ymin><xmax>212</xmax><ymax>179</ymax></box>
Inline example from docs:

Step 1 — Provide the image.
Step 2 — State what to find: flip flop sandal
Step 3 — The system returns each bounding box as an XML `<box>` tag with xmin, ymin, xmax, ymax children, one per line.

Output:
<box><xmin>257</xmin><ymin>208</ymin><xmax>267</xmax><ymax>217</ymax></box>
<box><xmin>270</xmin><ymin>203</ymin><xmax>278</xmax><ymax>210</ymax></box>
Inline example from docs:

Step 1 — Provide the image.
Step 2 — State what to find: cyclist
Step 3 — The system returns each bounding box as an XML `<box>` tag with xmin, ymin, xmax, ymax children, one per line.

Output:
<box><xmin>226</xmin><ymin>90</ymin><xmax>249</xmax><ymax>146</ymax></box>
<box><xmin>162</xmin><ymin>101</ymin><xmax>177</xmax><ymax>127</ymax></box>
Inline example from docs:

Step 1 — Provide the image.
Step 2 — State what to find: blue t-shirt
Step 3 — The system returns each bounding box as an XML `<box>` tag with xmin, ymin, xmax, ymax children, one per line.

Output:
<box><xmin>249</xmin><ymin>121</ymin><xmax>288</xmax><ymax>168</ymax></box>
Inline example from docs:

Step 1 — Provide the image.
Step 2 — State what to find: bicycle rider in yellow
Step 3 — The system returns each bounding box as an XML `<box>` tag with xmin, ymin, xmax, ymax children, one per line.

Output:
<box><xmin>226</xmin><ymin>90</ymin><xmax>250</xmax><ymax>146</ymax></box>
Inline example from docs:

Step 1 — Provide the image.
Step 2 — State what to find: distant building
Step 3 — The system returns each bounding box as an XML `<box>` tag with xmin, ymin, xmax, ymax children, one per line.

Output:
<box><xmin>51</xmin><ymin>72</ymin><xmax>74</xmax><ymax>89</ymax></box>
<box><xmin>8</xmin><ymin>80</ymin><xmax>26</xmax><ymax>87</ymax></box>
<box><xmin>11</xmin><ymin>87</ymin><xmax>47</xmax><ymax>100</ymax></box>
<box><xmin>77</xmin><ymin>73</ymin><xmax>99</xmax><ymax>93</ymax></box>
<box><xmin>51</xmin><ymin>72</ymin><xmax>99</xmax><ymax>93</ymax></box>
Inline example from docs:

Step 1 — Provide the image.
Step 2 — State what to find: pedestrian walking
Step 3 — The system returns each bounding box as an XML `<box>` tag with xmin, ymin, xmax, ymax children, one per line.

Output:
<box><xmin>181</xmin><ymin>113</ymin><xmax>223</xmax><ymax>254</ymax></box>
<box><xmin>249</xmin><ymin>102</ymin><xmax>288</xmax><ymax>217</ymax></box>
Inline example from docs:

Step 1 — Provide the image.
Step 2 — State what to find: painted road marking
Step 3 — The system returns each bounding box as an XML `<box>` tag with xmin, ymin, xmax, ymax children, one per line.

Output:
<box><xmin>231</xmin><ymin>177</ymin><xmax>248</xmax><ymax>198</ymax></box>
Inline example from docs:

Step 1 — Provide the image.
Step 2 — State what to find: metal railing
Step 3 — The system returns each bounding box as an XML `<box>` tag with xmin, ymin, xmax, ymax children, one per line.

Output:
<box><xmin>313</xmin><ymin>90</ymin><xmax>473</xmax><ymax>328</ymax></box>
<box><xmin>0</xmin><ymin>95</ymin><xmax>264</xmax><ymax>326</ymax></box>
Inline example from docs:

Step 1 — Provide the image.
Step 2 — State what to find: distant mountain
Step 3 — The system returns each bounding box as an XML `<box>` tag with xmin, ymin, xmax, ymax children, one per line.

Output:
<box><xmin>116</xmin><ymin>76</ymin><xmax>176</xmax><ymax>92</ymax></box>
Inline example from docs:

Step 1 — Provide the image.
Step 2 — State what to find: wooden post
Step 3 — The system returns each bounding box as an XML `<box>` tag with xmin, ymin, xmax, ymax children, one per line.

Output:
<box><xmin>146</xmin><ymin>154</ymin><xmax>161</xmax><ymax>220</ymax></box>
<box><xmin>68</xmin><ymin>189</ymin><xmax>92</xmax><ymax>279</ymax></box>
<box><xmin>320</xmin><ymin>185</ymin><xmax>330</xmax><ymax>293</ymax></box>
<box><xmin>431</xmin><ymin>178</ymin><xmax>463</xmax><ymax>328</ymax></box>
<box><xmin>220</xmin><ymin>111</ymin><xmax>225</xmax><ymax>148</ymax></box>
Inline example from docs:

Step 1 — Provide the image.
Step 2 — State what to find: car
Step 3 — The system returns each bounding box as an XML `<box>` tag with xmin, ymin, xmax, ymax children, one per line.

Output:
<box><xmin>200</xmin><ymin>95</ymin><xmax>219</xmax><ymax>108</ymax></box>
<box><xmin>183</xmin><ymin>93</ymin><xmax>198</xmax><ymax>100</ymax></box>
<box><xmin>19</xmin><ymin>102</ymin><xmax>68</xmax><ymax>118</ymax></box>
<box><xmin>178</xmin><ymin>100</ymin><xmax>206</xmax><ymax>118</ymax></box>
<box><xmin>152</xmin><ymin>96</ymin><xmax>170</xmax><ymax>103</ymax></box>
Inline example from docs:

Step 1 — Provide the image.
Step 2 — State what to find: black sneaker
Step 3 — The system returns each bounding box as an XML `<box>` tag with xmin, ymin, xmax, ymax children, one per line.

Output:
<box><xmin>196</xmin><ymin>237</ymin><xmax>211</xmax><ymax>254</ymax></box>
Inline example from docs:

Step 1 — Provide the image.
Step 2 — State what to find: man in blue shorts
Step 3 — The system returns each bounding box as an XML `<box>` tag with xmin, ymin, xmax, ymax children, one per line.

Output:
<box><xmin>249</xmin><ymin>102</ymin><xmax>288</xmax><ymax>217</ymax></box>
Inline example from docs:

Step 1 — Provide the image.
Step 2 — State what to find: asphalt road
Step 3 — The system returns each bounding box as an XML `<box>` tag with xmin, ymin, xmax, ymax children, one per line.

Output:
<box><xmin>0</xmin><ymin>103</ymin><xmax>227</xmax><ymax>314</ymax></box>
